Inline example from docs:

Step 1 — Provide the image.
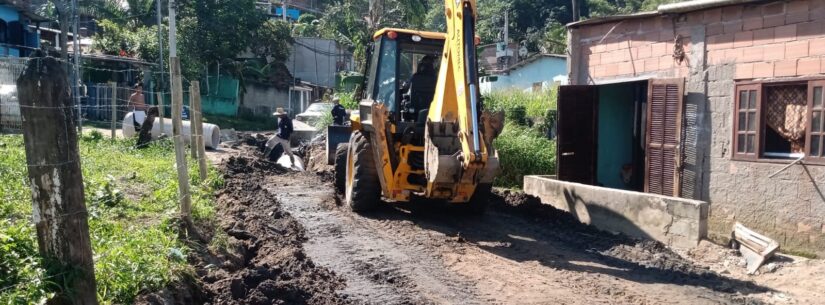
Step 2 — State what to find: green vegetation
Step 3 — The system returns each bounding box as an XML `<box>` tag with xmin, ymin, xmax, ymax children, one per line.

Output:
<box><xmin>0</xmin><ymin>133</ymin><xmax>221</xmax><ymax>304</ymax></box>
<box><xmin>204</xmin><ymin>114</ymin><xmax>278</xmax><ymax>131</ymax></box>
<box><xmin>335</xmin><ymin>91</ymin><xmax>360</xmax><ymax>110</ymax></box>
<box><xmin>485</xmin><ymin>89</ymin><xmax>557</xmax><ymax>188</ymax></box>
<box><xmin>494</xmin><ymin>124</ymin><xmax>557</xmax><ymax>188</ymax></box>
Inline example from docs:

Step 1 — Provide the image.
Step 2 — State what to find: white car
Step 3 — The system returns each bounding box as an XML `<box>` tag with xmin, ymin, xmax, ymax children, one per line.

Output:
<box><xmin>295</xmin><ymin>102</ymin><xmax>334</xmax><ymax>126</ymax></box>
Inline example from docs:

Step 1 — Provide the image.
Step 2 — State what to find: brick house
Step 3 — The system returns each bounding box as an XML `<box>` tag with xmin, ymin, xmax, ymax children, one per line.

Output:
<box><xmin>560</xmin><ymin>0</ymin><xmax>825</xmax><ymax>256</ymax></box>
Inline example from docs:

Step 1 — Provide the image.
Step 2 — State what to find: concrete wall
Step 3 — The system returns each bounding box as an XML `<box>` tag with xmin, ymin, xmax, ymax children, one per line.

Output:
<box><xmin>241</xmin><ymin>83</ymin><xmax>290</xmax><ymax>117</ymax></box>
<box><xmin>480</xmin><ymin>56</ymin><xmax>567</xmax><ymax>94</ymax></box>
<box><xmin>569</xmin><ymin>0</ymin><xmax>825</xmax><ymax>256</ymax></box>
<box><xmin>287</xmin><ymin>38</ymin><xmax>354</xmax><ymax>88</ymax></box>
<box><xmin>524</xmin><ymin>176</ymin><xmax>709</xmax><ymax>249</ymax></box>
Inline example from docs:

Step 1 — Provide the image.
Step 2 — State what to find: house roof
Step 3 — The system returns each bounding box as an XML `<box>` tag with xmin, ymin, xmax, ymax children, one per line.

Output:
<box><xmin>0</xmin><ymin>0</ymin><xmax>50</xmax><ymax>22</ymax></box>
<box><xmin>567</xmin><ymin>0</ymin><xmax>762</xmax><ymax>28</ymax></box>
<box><xmin>488</xmin><ymin>53</ymin><xmax>567</xmax><ymax>74</ymax></box>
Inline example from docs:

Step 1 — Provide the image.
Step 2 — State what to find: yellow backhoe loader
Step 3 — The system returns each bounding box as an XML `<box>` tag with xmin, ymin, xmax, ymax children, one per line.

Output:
<box><xmin>329</xmin><ymin>0</ymin><xmax>504</xmax><ymax>212</ymax></box>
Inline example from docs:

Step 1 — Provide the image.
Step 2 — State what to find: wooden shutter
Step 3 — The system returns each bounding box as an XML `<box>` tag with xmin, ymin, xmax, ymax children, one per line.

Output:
<box><xmin>557</xmin><ymin>85</ymin><xmax>598</xmax><ymax>185</ymax></box>
<box><xmin>645</xmin><ymin>79</ymin><xmax>684</xmax><ymax>197</ymax></box>
<box><xmin>733</xmin><ymin>84</ymin><xmax>761</xmax><ymax>159</ymax></box>
<box><xmin>807</xmin><ymin>81</ymin><xmax>825</xmax><ymax>159</ymax></box>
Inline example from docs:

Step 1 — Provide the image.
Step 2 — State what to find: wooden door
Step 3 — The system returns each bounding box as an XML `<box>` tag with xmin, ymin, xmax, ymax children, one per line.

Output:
<box><xmin>557</xmin><ymin>85</ymin><xmax>598</xmax><ymax>185</ymax></box>
<box><xmin>645</xmin><ymin>79</ymin><xmax>685</xmax><ymax>197</ymax></box>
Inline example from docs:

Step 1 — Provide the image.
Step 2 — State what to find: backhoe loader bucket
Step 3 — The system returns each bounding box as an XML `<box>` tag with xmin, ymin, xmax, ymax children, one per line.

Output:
<box><xmin>326</xmin><ymin>125</ymin><xmax>352</xmax><ymax>165</ymax></box>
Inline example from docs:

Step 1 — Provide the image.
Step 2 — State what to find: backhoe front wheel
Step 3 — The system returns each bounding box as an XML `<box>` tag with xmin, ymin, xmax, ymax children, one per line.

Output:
<box><xmin>345</xmin><ymin>131</ymin><xmax>381</xmax><ymax>212</ymax></box>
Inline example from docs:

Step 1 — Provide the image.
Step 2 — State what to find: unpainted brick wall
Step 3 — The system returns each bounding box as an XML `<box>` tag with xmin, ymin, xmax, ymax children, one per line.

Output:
<box><xmin>570</xmin><ymin>0</ymin><xmax>825</xmax><ymax>256</ymax></box>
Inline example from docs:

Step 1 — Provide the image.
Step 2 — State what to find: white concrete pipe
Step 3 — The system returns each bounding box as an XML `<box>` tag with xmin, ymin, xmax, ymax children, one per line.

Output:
<box><xmin>122</xmin><ymin>112</ymin><xmax>221</xmax><ymax>149</ymax></box>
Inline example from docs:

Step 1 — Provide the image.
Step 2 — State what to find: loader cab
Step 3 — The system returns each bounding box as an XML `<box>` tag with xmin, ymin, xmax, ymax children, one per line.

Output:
<box><xmin>364</xmin><ymin>29</ymin><xmax>445</xmax><ymax>125</ymax></box>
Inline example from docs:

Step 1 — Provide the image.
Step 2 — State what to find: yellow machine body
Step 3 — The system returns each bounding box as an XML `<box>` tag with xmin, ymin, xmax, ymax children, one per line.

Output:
<box><xmin>341</xmin><ymin>0</ymin><xmax>503</xmax><ymax>206</ymax></box>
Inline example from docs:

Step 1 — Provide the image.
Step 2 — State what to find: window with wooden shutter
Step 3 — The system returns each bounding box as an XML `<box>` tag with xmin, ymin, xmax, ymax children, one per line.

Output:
<box><xmin>645</xmin><ymin>79</ymin><xmax>684</xmax><ymax>197</ymax></box>
<box><xmin>807</xmin><ymin>81</ymin><xmax>825</xmax><ymax>158</ymax></box>
<box><xmin>733</xmin><ymin>84</ymin><xmax>761</xmax><ymax>159</ymax></box>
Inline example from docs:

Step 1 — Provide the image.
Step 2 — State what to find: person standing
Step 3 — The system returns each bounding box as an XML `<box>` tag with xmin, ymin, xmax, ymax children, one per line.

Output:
<box><xmin>127</xmin><ymin>82</ymin><xmax>147</xmax><ymax>111</ymax></box>
<box><xmin>265</xmin><ymin>108</ymin><xmax>295</xmax><ymax>165</ymax></box>
<box><xmin>331</xmin><ymin>97</ymin><xmax>347</xmax><ymax>125</ymax></box>
<box><xmin>127</xmin><ymin>82</ymin><xmax>148</xmax><ymax>132</ymax></box>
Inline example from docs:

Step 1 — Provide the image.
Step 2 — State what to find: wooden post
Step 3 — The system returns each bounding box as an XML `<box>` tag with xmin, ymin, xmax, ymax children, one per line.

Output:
<box><xmin>157</xmin><ymin>91</ymin><xmax>165</xmax><ymax>134</ymax></box>
<box><xmin>191</xmin><ymin>82</ymin><xmax>208</xmax><ymax>180</ymax></box>
<box><xmin>18</xmin><ymin>56</ymin><xmax>99</xmax><ymax>305</ymax></box>
<box><xmin>110</xmin><ymin>82</ymin><xmax>117</xmax><ymax>139</ymax></box>
<box><xmin>169</xmin><ymin>0</ymin><xmax>191</xmax><ymax>220</ymax></box>
<box><xmin>189</xmin><ymin>86</ymin><xmax>197</xmax><ymax>159</ymax></box>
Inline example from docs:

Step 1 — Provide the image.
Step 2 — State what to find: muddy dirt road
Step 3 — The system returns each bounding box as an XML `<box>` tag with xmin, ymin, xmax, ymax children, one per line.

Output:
<box><xmin>194</xmin><ymin>136</ymin><xmax>783</xmax><ymax>305</ymax></box>
<box><xmin>258</xmin><ymin>172</ymin><xmax>770</xmax><ymax>305</ymax></box>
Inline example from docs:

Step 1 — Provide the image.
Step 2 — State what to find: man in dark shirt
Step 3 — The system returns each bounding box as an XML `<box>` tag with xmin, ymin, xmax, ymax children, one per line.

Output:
<box><xmin>331</xmin><ymin>97</ymin><xmax>347</xmax><ymax>125</ymax></box>
<box><xmin>406</xmin><ymin>55</ymin><xmax>437</xmax><ymax>119</ymax></box>
<box><xmin>264</xmin><ymin>108</ymin><xmax>295</xmax><ymax>165</ymax></box>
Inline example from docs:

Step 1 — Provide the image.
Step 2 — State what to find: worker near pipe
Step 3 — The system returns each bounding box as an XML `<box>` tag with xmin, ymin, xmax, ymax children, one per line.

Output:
<box><xmin>331</xmin><ymin>97</ymin><xmax>347</xmax><ymax>125</ymax></box>
<box><xmin>264</xmin><ymin>108</ymin><xmax>295</xmax><ymax>166</ymax></box>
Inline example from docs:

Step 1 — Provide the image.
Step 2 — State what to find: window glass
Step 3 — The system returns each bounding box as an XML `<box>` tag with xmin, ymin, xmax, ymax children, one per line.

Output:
<box><xmin>375</xmin><ymin>39</ymin><xmax>398</xmax><ymax>111</ymax></box>
<box><xmin>815</xmin><ymin>87</ymin><xmax>823</xmax><ymax>108</ymax></box>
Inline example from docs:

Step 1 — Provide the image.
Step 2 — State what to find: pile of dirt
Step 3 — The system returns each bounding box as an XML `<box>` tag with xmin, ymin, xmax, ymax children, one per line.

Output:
<box><xmin>194</xmin><ymin>157</ymin><xmax>352</xmax><ymax>304</ymax></box>
<box><xmin>489</xmin><ymin>189</ymin><xmax>768</xmax><ymax>294</ymax></box>
<box><xmin>224</xmin><ymin>155</ymin><xmax>288</xmax><ymax>175</ymax></box>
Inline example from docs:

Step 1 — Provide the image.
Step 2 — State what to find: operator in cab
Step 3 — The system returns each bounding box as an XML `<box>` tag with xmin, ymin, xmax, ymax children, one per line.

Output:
<box><xmin>405</xmin><ymin>55</ymin><xmax>438</xmax><ymax>121</ymax></box>
<box><xmin>331</xmin><ymin>97</ymin><xmax>347</xmax><ymax>125</ymax></box>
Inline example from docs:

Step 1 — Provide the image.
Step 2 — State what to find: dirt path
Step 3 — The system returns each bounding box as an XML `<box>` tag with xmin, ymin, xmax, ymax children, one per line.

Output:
<box><xmin>264</xmin><ymin>170</ymin><xmax>771</xmax><ymax>305</ymax></box>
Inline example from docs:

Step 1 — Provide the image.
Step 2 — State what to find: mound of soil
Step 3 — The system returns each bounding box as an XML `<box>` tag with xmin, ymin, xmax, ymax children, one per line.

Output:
<box><xmin>197</xmin><ymin>156</ymin><xmax>352</xmax><ymax>305</ymax></box>
<box><xmin>489</xmin><ymin>189</ymin><xmax>767</xmax><ymax>293</ymax></box>
<box><xmin>224</xmin><ymin>155</ymin><xmax>288</xmax><ymax>175</ymax></box>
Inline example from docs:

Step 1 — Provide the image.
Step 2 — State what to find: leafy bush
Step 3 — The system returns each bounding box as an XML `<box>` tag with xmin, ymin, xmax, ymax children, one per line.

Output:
<box><xmin>494</xmin><ymin>124</ymin><xmax>556</xmax><ymax>188</ymax></box>
<box><xmin>335</xmin><ymin>91</ymin><xmax>359</xmax><ymax>110</ymax></box>
<box><xmin>483</xmin><ymin>88</ymin><xmax>557</xmax><ymax>122</ymax></box>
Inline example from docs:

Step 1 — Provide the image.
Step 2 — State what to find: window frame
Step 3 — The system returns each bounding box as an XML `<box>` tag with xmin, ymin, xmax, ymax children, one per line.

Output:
<box><xmin>732</xmin><ymin>84</ymin><xmax>761</xmax><ymax>160</ymax></box>
<box><xmin>806</xmin><ymin>80</ymin><xmax>825</xmax><ymax>160</ymax></box>
<box><xmin>732</xmin><ymin>79</ymin><xmax>825</xmax><ymax>164</ymax></box>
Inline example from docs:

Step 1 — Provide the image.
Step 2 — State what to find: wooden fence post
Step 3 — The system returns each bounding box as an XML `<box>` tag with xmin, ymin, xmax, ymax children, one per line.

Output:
<box><xmin>110</xmin><ymin>82</ymin><xmax>117</xmax><ymax>139</ymax></box>
<box><xmin>189</xmin><ymin>85</ymin><xmax>197</xmax><ymax>159</ymax></box>
<box><xmin>157</xmin><ymin>91</ymin><xmax>165</xmax><ymax>134</ymax></box>
<box><xmin>18</xmin><ymin>57</ymin><xmax>99</xmax><ymax>305</ymax></box>
<box><xmin>191</xmin><ymin>82</ymin><xmax>207</xmax><ymax>180</ymax></box>
<box><xmin>171</xmin><ymin>57</ymin><xmax>192</xmax><ymax>220</ymax></box>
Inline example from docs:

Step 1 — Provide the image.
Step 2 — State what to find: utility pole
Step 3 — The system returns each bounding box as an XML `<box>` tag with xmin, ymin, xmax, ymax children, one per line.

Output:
<box><xmin>168</xmin><ymin>0</ymin><xmax>192</xmax><ymax>221</ymax></box>
<box><xmin>156</xmin><ymin>0</ymin><xmax>165</xmax><ymax>104</ymax></box>
<box><xmin>504</xmin><ymin>9</ymin><xmax>509</xmax><ymax>45</ymax></box>
<box><xmin>572</xmin><ymin>0</ymin><xmax>580</xmax><ymax>22</ymax></box>
<box><xmin>72</xmin><ymin>0</ymin><xmax>82</xmax><ymax>133</ymax></box>
<box><xmin>282</xmin><ymin>1</ymin><xmax>288</xmax><ymax>21</ymax></box>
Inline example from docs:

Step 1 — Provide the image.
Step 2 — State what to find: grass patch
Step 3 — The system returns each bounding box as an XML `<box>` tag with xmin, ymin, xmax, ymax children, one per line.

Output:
<box><xmin>0</xmin><ymin>133</ymin><xmax>221</xmax><ymax>304</ymax></box>
<box><xmin>203</xmin><ymin>114</ymin><xmax>277</xmax><ymax>131</ymax></box>
<box><xmin>485</xmin><ymin>88</ymin><xmax>558</xmax><ymax>189</ymax></box>
<box><xmin>484</xmin><ymin>89</ymin><xmax>556</xmax><ymax>124</ymax></box>
<box><xmin>494</xmin><ymin>124</ymin><xmax>556</xmax><ymax>188</ymax></box>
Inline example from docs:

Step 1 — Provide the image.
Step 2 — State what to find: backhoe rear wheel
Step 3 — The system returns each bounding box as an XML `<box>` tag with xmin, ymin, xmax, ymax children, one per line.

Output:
<box><xmin>345</xmin><ymin>131</ymin><xmax>381</xmax><ymax>212</ymax></box>
<box><xmin>334</xmin><ymin>143</ymin><xmax>349</xmax><ymax>194</ymax></box>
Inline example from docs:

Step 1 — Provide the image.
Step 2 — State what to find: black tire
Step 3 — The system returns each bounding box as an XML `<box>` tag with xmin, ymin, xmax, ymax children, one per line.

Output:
<box><xmin>345</xmin><ymin>131</ymin><xmax>381</xmax><ymax>212</ymax></box>
<box><xmin>334</xmin><ymin>143</ymin><xmax>349</xmax><ymax>194</ymax></box>
<box><xmin>456</xmin><ymin>184</ymin><xmax>492</xmax><ymax>215</ymax></box>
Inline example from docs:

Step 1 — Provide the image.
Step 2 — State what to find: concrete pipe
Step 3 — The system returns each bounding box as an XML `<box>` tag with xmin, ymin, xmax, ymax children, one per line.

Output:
<box><xmin>122</xmin><ymin>112</ymin><xmax>221</xmax><ymax>149</ymax></box>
